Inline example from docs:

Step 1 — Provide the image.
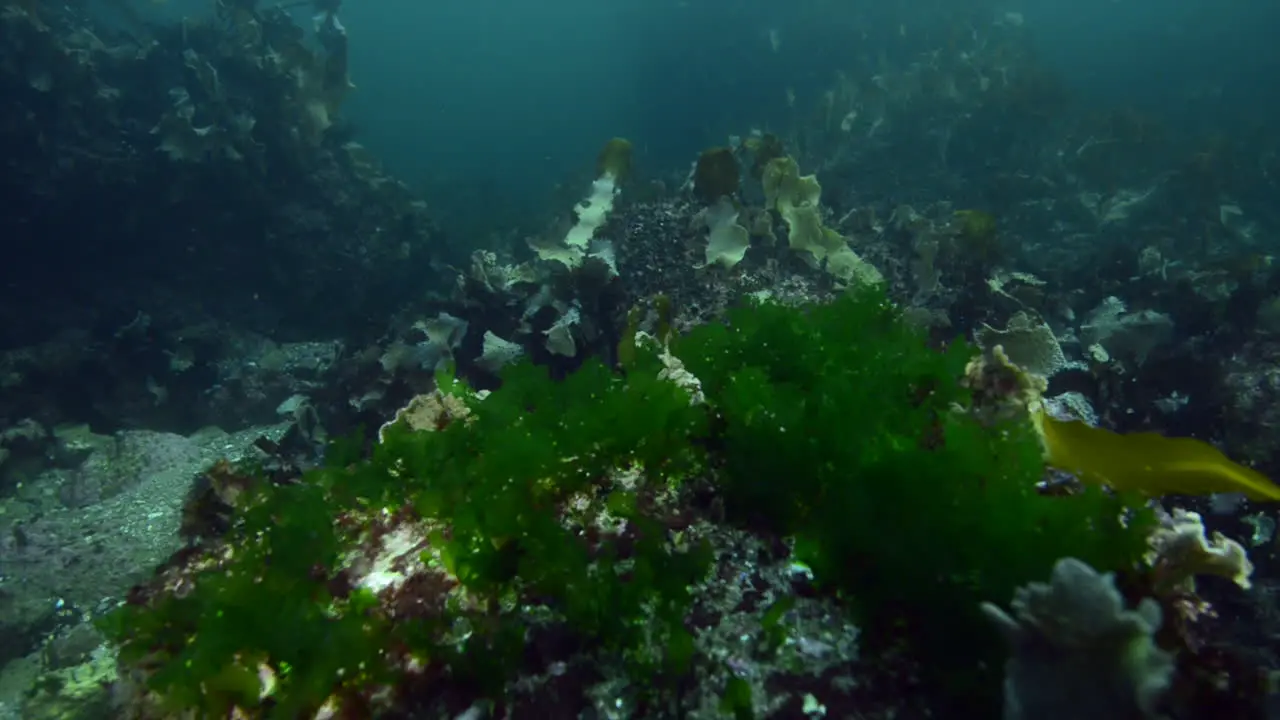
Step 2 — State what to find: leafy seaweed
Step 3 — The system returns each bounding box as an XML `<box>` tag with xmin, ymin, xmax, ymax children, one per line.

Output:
<box><xmin>102</xmin><ymin>286</ymin><xmax>1150</xmax><ymax>716</ymax></box>
<box><xmin>675</xmin><ymin>288</ymin><xmax>1151</xmax><ymax>711</ymax></box>
<box><xmin>102</xmin><ymin>342</ymin><xmax>713</xmax><ymax>714</ymax></box>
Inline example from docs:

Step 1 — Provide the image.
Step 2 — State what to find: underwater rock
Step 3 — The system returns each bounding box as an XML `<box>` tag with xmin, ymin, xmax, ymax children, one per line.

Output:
<box><xmin>0</xmin><ymin>424</ymin><xmax>289</xmax><ymax>669</ymax></box>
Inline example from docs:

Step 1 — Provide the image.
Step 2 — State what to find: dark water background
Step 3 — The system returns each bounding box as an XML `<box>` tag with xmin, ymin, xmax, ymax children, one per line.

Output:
<box><xmin>119</xmin><ymin>0</ymin><xmax>1280</xmax><ymax>240</ymax></box>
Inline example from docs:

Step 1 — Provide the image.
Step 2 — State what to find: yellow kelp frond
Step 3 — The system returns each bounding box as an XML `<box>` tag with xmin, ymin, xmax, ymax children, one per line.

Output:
<box><xmin>1034</xmin><ymin>409</ymin><xmax>1280</xmax><ymax>501</ymax></box>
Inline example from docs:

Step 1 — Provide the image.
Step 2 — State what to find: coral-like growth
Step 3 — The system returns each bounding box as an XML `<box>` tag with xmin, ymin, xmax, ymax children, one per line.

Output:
<box><xmin>981</xmin><ymin>557</ymin><xmax>1175</xmax><ymax>720</ymax></box>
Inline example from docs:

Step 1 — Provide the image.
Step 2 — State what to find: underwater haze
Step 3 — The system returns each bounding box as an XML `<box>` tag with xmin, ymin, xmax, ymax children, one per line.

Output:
<box><xmin>1022</xmin><ymin>0</ymin><xmax>1280</xmax><ymax>129</ymax></box>
<box><xmin>335</xmin><ymin>0</ymin><xmax>844</xmax><ymax>237</ymax></box>
<box><xmin>8</xmin><ymin>0</ymin><xmax>1280</xmax><ymax>717</ymax></box>
<box><xmin>344</xmin><ymin>0</ymin><xmax>1280</xmax><ymax>235</ymax></box>
<box><xmin>116</xmin><ymin>0</ymin><xmax>1280</xmax><ymax>239</ymax></box>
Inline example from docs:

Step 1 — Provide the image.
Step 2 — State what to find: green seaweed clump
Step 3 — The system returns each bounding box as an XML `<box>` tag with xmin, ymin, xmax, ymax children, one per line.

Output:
<box><xmin>100</xmin><ymin>472</ymin><xmax>392</xmax><ymax>718</ymax></box>
<box><xmin>101</xmin><ymin>285</ymin><xmax>1152</xmax><ymax>717</ymax></box>
<box><xmin>385</xmin><ymin>359</ymin><xmax>713</xmax><ymax>676</ymax></box>
<box><xmin>101</xmin><ymin>345</ymin><xmax>712</xmax><ymax>716</ymax></box>
<box><xmin>674</xmin><ymin>289</ymin><xmax>1152</xmax><ymax>712</ymax></box>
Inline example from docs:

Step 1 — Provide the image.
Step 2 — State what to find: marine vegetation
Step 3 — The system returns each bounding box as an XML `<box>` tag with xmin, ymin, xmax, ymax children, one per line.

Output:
<box><xmin>101</xmin><ymin>287</ymin><xmax>1156</xmax><ymax>717</ymax></box>
<box><xmin>953</xmin><ymin>208</ymin><xmax>1002</xmax><ymax>266</ymax></box>
<box><xmin>672</xmin><ymin>290</ymin><xmax>1152</xmax><ymax>711</ymax></box>
<box><xmin>741</xmin><ymin>132</ymin><xmax>786</xmax><ymax>179</ymax></box>
<box><xmin>596</xmin><ymin>137</ymin><xmax>635</xmax><ymax>180</ymax></box>
<box><xmin>1035</xmin><ymin>410</ymin><xmax>1280</xmax><ymax>501</ymax></box>
<box><xmin>692</xmin><ymin>146</ymin><xmax>742</xmax><ymax>203</ymax></box>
